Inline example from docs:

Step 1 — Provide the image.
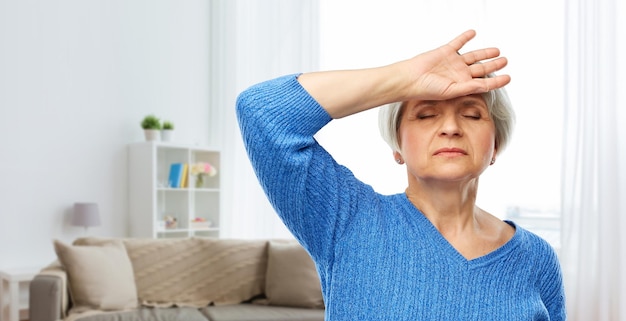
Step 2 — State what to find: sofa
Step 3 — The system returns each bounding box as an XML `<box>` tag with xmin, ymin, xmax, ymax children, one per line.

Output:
<box><xmin>29</xmin><ymin>237</ymin><xmax>325</xmax><ymax>321</ymax></box>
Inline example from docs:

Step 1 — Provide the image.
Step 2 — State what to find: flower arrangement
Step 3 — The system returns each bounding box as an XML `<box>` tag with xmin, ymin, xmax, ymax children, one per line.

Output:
<box><xmin>190</xmin><ymin>217</ymin><xmax>212</xmax><ymax>229</ymax></box>
<box><xmin>190</xmin><ymin>162</ymin><xmax>217</xmax><ymax>188</ymax></box>
<box><xmin>164</xmin><ymin>215</ymin><xmax>177</xmax><ymax>229</ymax></box>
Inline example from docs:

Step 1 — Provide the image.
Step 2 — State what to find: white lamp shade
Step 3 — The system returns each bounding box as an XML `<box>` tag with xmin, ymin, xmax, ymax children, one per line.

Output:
<box><xmin>72</xmin><ymin>203</ymin><xmax>101</xmax><ymax>228</ymax></box>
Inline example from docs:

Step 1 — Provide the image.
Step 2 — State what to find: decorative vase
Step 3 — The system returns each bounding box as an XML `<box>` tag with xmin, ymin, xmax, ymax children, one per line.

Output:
<box><xmin>195</xmin><ymin>174</ymin><xmax>204</xmax><ymax>188</ymax></box>
<box><xmin>161</xmin><ymin>129</ymin><xmax>173</xmax><ymax>142</ymax></box>
<box><xmin>144</xmin><ymin>129</ymin><xmax>160</xmax><ymax>141</ymax></box>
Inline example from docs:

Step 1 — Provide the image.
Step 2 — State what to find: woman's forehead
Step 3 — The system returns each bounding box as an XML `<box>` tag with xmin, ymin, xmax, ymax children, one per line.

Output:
<box><xmin>407</xmin><ymin>94</ymin><xmax>487</xmax><ymax>108</ymax></box>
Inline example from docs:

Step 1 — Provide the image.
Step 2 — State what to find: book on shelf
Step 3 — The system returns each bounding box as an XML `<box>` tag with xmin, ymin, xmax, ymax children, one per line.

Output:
<box><xmin>180</xmin><ymin>163</ymin><xmax>189</xmax><ymax>188</ymax></box>
<box><xmin>168</xmin><ymin>163</ymin><xmax>184</xmax><ymax>188</ymax></box>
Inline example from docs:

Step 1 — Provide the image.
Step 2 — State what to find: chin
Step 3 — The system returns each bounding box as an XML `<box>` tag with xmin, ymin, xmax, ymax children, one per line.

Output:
<box><xmin>420</xmin><ymin>169</ymin><xmax>481</xmax><ymax>183</ymax></box>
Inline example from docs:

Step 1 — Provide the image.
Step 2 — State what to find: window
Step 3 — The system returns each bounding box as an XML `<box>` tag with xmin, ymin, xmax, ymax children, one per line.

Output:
<box><xmin>316</xmin><ymin>0</ymin><xmax>563</xmax><ymax>248</ymax></box>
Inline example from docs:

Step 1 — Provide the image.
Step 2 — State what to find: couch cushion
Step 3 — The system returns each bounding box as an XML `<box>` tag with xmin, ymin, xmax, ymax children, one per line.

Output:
<box><xmin>201</xmin><ymin>304</ymin><xmax>325</xmax><ymax>321</ymax></box>
<box><xmin>53</xmin><ymin>239</ymin><xmax>138</xmax><ymax>311</ymax></box>
<box><xmin>263</xmin><ymin>240</ymin><xmax>324</xmax><ymax>309</ymax></box>
<box><xmin>74</xmin><ymin>237</ymin><xmax>268</xmax><ymax>307</ymax></box>
<box><xmin>69</xmin><ymin>307</ymin><xmax>209</xmax><ymax>321</ymax></box>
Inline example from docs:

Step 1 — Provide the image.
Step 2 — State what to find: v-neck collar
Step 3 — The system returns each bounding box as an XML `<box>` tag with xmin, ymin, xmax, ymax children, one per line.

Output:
<box><xmin>398</xmin><ymin>193</ymin><xmax>522</xmax><ymax>268</ymax></box>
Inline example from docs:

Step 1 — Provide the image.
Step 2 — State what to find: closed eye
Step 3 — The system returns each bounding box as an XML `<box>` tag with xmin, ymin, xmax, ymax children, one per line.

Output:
<box><xmin>459</xmin><ymin>97</ymin><xmax>487</xmax><ymax>120</ymax></box>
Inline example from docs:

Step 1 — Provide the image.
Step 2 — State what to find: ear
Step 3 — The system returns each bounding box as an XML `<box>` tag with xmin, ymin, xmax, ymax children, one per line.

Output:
<box><xmin>393</xmin><ymin>151</ymin><xmax>404</xmax><ymax>165</ymax></box>
<box><xmin>490</xmin><ymin>145</ymin><xmax>498</xmax><ymax>165</ymax></box>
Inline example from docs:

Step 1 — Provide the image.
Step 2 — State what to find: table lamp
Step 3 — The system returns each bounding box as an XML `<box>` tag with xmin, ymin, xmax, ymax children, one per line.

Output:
<box><xmin>72</xmin><ymin>202</ymin><xmax>101</xmax><ymax>231</ymax></box>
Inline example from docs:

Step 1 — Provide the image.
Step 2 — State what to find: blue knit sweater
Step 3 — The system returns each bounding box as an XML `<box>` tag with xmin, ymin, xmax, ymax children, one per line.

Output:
<box><xmin>236</xmin><ymin>74</ymin><xmax>566</xmax><ymax>320</ymax></box>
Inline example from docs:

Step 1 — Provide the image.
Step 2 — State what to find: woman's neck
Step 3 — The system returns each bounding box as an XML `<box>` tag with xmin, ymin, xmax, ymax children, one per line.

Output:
<box><xmin>404</xmin><ymin>177</ymin><xmax>515</xmax><ymax>260</ymax></box>
<box><xmin>405</xmin><ymin>177</ymin><xmax>480</xmax><ymax>234</ymax></box>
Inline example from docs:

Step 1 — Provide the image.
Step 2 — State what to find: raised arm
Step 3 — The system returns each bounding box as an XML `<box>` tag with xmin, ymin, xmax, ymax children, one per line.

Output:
<box><xmin>298</xmin><ymin>29</ymin><xmax>511</xmax><ymax>119</ymax></box>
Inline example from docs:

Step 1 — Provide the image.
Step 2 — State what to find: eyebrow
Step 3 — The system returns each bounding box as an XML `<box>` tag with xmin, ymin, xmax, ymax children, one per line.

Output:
<box><xmin>412</xmin><ymin>97</ymin><xmax>485</xmax><ymax>108</ymax></box>
<box><xmin>460</xmin><ymin>96</ymin><xmax>485</xmax><ymax>104</ymax></box>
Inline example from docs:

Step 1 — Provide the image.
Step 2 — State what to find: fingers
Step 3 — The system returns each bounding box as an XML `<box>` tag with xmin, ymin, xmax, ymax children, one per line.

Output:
<box><xmin>475</xmin><ymin>75</ymin><xmax>511</xmax><ymax>93</ymax></box>
<box><xmin>444</xmin><ymin>30</ymin><xmax>511</xmax><ymax>94</ymax></box>
<box><xmin>449</xmin><ymin>32</ymin><xmax>508</xmax><ymax>75</ymax></box>
<box><xmin>452</xmin><ymin>75</ymin><xmax>511</xmax><ymax>97</ymax></box>
<box><xmin>461</xmin><ymin>47</ymin><xmax>501</xmax><ymax>65</ymax></box>
<box><xmin>483</xmin><ymin>74</ymin><xmax>511</xmax><ymax>91</ymax></box>
<box><xmin>469</xmin><ymin>56</ymin><xmax>509</xmax><ymax>77</ymax></box>
<box><xmin>469</xmin><ymin>58</ymin><xmax>511</xmax><ymax>93</ymax></box>
<box><xmin>447</xmin><ymin>29</ymin><xmax>477</xmax><ymax>51</ymax></box>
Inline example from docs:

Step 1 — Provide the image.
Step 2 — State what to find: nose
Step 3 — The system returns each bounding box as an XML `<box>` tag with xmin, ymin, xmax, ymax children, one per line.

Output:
<box><xmin>439</xmin><ymin>114</ymin><xmax>462</xmax><ymax>137</ymax></box>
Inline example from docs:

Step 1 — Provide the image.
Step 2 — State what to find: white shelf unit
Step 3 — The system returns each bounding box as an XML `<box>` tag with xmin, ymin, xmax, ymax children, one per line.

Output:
<box><xmin>128</xmin><ymin>142</ymin><xmax>221</xmax><ymax>238</ymax></box>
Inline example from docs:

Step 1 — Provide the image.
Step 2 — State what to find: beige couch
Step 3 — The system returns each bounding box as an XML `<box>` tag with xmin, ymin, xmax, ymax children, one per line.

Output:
<box><xmin>29</xmin><ymin>237</ymin><xmax>325</xmax><ymax>321</ymax></box>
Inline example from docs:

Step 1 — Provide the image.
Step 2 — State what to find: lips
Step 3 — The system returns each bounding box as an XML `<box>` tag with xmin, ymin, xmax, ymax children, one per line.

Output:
<box><xmin>433</xmin><ymin>147</ymin><xmax>468</xmax><ymax>156</ymax></box>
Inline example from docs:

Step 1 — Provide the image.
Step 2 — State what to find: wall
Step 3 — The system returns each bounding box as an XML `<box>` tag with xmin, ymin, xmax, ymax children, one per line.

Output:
<box><xmin>0</xmin><ymin>0</ymin><xmax>212</xmax><ymax>269</ymax></box>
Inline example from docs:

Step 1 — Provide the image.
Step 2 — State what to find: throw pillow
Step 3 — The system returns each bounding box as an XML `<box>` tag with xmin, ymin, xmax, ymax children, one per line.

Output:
<box><xmin>53</xmin><ymin>239</ymin><xmax>139</xmax><ymax>310</ymax></box>
<box><xmin>264</xmin><ymin>240</ymin><xmax>324</xmax><ymax>309</ymax></box>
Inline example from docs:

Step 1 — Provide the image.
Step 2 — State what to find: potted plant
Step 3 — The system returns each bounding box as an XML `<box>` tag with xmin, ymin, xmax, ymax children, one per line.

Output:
<box><xmin>161</xmin><ymin>121</ymin><xmax>174</xmax><ymax>142</ymax></box>
<box><xmin>141</xmin><ymin>115</ymin><xmax>161</xmax><ymax>141</ymax></box>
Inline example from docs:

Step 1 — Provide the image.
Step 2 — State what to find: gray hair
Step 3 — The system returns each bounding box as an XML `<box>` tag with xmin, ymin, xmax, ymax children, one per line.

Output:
<box><xmin>378</xmin><ymin>76</ymin><xmax>515</xmax><ymax>155</ymax></box>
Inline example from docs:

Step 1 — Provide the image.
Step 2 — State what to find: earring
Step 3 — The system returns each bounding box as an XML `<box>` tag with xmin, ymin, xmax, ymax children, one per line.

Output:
<box><xmin>490</xmin><ymin>158</ymin><xmax>496</xmax><ymax>165</ymax></box>
<box><xmin>396</xmin><ymin>159</ymin><xmax>403</xmax><ymax>164</ymax></box>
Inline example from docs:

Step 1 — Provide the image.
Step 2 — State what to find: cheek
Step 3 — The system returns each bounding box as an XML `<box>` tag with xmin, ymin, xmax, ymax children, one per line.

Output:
<box><xmin>397</xmin><ymin>127</ymin><xmax>424</xmax><ymax>151</ymax></box>
<box><xmin>477</xmin><ymin>130</ymin><xmax>497</xmax><ymax>156</ymax></box>
<box><xmin>397</xmin><ymin>129</ymin><xmax>435</xmax><ymax>165</ymax></box>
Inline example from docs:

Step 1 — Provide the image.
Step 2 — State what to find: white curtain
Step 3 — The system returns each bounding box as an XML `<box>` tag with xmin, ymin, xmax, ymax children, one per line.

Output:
<box><xmin>208</xmin><ymin>0</ymin><xmax>319</xmax><ymax>239</ymax></box>
<box><xmin>560</xmin><ymin>0</ymin><xmax>626</xmax><ymax>319</ymax></box>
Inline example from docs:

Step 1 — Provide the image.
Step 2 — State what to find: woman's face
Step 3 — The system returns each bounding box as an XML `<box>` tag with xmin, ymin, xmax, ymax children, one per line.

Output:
<box><xmin>396</xmin><ymin>94</ymin><xmax>496</xmax><ymax>185</ymax></box>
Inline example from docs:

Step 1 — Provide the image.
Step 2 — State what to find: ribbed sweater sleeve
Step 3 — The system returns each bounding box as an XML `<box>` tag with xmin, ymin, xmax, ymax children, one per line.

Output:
<box><xmin>236</xmin><ymin>74</ymin><xmax>360</xmax><ymax>261</ymax></box>
<box><xmin>538</xmin><ymin>240</ymin><xmax>567</xmax><ymax>320</ymax></box>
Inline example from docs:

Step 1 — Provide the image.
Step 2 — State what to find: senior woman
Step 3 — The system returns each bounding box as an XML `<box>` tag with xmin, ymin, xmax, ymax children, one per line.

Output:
<box><xmin>236</xmin><ymin>30</ymin><xmax>565</xmax><ymax>320</ymax></box>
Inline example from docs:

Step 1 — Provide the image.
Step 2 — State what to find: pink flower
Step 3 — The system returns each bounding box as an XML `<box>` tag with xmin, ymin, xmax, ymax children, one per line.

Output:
<box><xmin>191</xmin><ymin>162</ymin><xmax>217</xmax><ymax>177</ymax></box>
